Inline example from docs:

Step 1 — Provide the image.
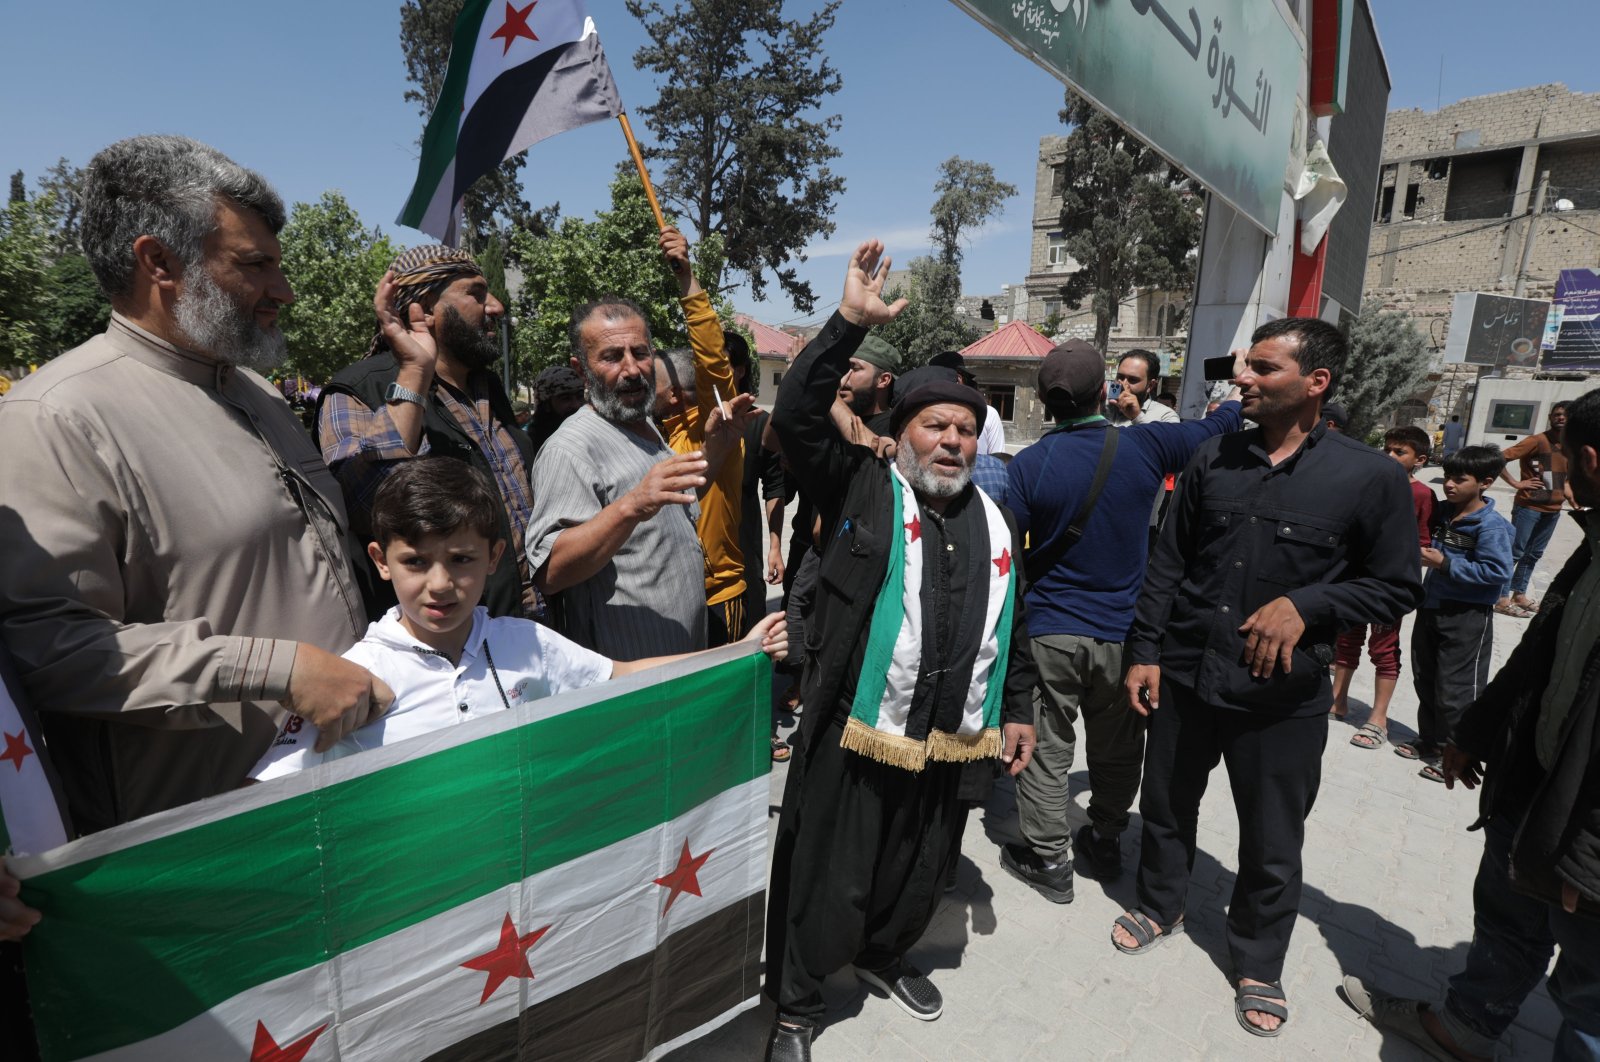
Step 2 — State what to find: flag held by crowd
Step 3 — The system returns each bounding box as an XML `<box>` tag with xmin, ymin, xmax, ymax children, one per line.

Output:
<box><xmin>12</xmin><ymin>650</ymin><xmax>771</xmax><ymax>1062</ymax></box>
<box><xmin>397</xmin><ymin>0</ymin><xmax>624</xmax><ymax>244</ymax></box>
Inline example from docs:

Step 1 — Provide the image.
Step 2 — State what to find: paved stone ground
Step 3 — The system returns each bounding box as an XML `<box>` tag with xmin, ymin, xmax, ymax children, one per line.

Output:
<box><xmin>668</xmin><ymin>476</ymin><xmax>1577</xmax><ymax>1061</ymax></box>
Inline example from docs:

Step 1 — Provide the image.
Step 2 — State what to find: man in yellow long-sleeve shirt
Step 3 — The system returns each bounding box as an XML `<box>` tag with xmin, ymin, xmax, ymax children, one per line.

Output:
<box><xmin>655</xmin><ymin>228</ymin><xmax>752</xmax><ymax>645</ymax></box>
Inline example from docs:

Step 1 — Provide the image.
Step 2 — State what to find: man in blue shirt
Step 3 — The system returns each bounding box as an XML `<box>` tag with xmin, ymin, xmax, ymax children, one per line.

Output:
<box><xmin>1001</xmin><ymin>339</ymin><xmax>1242</xmax><ymax>900</ymax></box>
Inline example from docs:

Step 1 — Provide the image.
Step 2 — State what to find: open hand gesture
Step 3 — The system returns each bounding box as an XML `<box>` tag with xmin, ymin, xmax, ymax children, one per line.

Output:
<box><xmin>374</xmin><ymin>270</ymin><xmax>437</xmax><ymax>374</ymax></box>
<box><xmin>839</xmin><ymin>240</ymin><xmax>909</xmax><ymax>328</ymax></box>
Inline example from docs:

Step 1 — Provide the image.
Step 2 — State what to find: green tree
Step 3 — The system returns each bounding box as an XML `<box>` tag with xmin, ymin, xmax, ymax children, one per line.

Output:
<box><xmin>36</xmin><ymin>158</ymin><xmax>87</xmax><ymax>256</ymax></box>
<box><xmin>275</xmin><ymin>191</ymin><xmax>400</xmax><ymax>382</ymax></box>
<box><xmin>627</xmin><ymin>0</ymin><xmax>844</xmax><ymax>312</ymax></box>
<box><xmin>399</xmin><ymin>0</ymin><xmax>557</xmax><ymax>248</ymax></box>
<box><xmin>0</xmin><ymin>195</ymin><xmax>54</xmax><ymax>365</ymax></box>
<box><xmin>1341</xmin><ymin>300</ymin><xmax>1433</xmax><ymax>438</ymax></box>
<box><xmin>8</xmin><ymin>171</ymin><xmax>24</xmax><ymax>205</ymax></box>
<box><xmin>1055</xmin><ymin>91</ymin><xmax>1201</xmax><ymax>351</ymax></box>
<box><xmin>873</xmin><ymin>157</ymin><xmax>1016</xmax><ymax>363</ymax></box>
<box><xmin>40</xmin><ymin>254</ymin><xmax>111</xmax><ymax>355</ymax></box>
<box><xmin>507</xmin><ymin>168</ymin><xmax>733</xmax><ymax>378</ymax></box>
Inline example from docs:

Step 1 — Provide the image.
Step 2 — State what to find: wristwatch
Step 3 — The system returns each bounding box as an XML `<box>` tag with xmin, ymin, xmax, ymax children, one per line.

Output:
<box><xmin>384</xmin><ymin>382</ymin><xmax>426</xmax><ymax>407</ymax></box>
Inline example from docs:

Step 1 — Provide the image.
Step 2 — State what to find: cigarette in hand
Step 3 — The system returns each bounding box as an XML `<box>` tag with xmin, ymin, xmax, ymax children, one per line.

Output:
<box><xmin>714</xmin><ymin>383</ymin><xmax>730</xmax><ymax>422</ymax></box>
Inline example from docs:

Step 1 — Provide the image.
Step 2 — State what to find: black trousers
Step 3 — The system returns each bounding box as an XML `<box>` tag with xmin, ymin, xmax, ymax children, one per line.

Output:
<box><xmin>1134</xmin><ymin>680</ymin><xmax>1328</xmax><ymax>983</ymax></box>
<box><xmin>764</xmin><ymin>715</ymin><xmax>965</xmax><ymax>1018</ymax></box>
<box><xmin>1411</xmin><ymin>603</ymin><xmax>1494</xmax><ymax>751</ymax></box>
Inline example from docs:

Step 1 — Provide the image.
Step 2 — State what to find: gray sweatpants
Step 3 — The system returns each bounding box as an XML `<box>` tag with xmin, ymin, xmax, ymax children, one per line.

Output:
<box><xmin>1015</xmin><ymin>633</ymin><xmax>1143</xmax><ymax>863</ymax></box>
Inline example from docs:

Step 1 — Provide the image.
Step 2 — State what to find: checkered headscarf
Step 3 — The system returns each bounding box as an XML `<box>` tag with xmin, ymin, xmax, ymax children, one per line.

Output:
<box><xmin>370</xmin><ymin>244</ymin><xmax>484</xmax><ymax>355</ymax></box>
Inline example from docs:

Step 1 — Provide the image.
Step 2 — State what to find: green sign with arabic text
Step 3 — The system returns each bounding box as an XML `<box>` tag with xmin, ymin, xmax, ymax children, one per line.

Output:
<box><xmin>951</xmin><ymin>0</ymin><xmax>1303</xmax><ymax>234</ymax></box>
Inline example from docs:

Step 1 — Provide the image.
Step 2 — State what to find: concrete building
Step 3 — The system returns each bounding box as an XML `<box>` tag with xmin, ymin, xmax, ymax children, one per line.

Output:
<box><xmin>1025</xmin><ymin>136</ymin><xmax>1189</xmax><ymax>350</ymax></box>
<box><xmin>1364</xmin><ymin>84</ymin><xmax>1600</xmax><ymax>420</ymax></box>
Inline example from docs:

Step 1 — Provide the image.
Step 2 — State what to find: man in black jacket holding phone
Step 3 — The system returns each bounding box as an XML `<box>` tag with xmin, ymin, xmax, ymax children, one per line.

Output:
<box><xmin>1344</xmin><ymin>386</ymin><xmax>1600</xmax><ymax>1061</ymax></box>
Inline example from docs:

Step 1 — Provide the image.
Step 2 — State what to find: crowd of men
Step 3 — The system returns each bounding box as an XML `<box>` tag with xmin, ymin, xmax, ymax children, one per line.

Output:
<box><xmin>1</xmin><ymin>134</ymin><xmax>1598</xmax><ymax>1062</ymax></box>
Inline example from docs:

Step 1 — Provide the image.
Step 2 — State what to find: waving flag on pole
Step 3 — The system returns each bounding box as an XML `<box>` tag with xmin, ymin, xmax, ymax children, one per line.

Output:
<box><xmin>398</xmin><ymin>0</ymin><xmax>623</xmax><ymax>244</ymax></box>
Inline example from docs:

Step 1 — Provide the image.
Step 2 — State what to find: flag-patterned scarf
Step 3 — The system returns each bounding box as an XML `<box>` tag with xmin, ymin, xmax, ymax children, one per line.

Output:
<box><xmin>841</xmin><ymin>465</ymin><xmax>1015</xmax><ymax>771</ymax></box>
<box><xmin>369</xmin><ymin>244</ymin><xmax>484</xmax><ymax>355</ymax></box>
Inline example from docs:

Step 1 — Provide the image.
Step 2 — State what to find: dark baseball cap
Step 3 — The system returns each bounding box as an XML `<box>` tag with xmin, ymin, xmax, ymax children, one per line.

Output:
<box><xmin>1037</xmin><ymin>339</ymin><xmax>1106</xmax><ymax>407</ymax></box>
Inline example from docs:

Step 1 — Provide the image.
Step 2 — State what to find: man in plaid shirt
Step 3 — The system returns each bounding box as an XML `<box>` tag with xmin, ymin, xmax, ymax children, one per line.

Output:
<box><xmin>318</xmin><ymin>246</ymin><xmax>536</xmax><ymax>619</ymax></box>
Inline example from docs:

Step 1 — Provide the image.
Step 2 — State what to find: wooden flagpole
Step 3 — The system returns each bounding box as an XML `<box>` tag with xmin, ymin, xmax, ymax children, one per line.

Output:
<box><xmin>618</xmin><ymin>112</ymin><xmax>669</xmax><ymax>233</ymax></box>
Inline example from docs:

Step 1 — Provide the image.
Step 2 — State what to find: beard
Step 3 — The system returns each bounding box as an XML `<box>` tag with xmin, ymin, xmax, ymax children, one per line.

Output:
<box><xmin>173</xmin><ymin>264</ymin><xmax>287</xmax><ymax>371</ymax></box>
<box><xmin>895</xmin><ymin>442</ymin><xmax>972</xmax><ymax>499</ymax></box>
<box><xmin>844</xmin><ymin>385</ymin><xmax>875</xmax><ymax>417</ymax></box>
<box><xmin>581</xmin><ymin>361</ymin><xmax>656</xmax><ymax>424</ymax></box>
<box><xmin>437</xmin><ymin>304</ymin><xmax>500</xmax><ymax>370</ymax></box>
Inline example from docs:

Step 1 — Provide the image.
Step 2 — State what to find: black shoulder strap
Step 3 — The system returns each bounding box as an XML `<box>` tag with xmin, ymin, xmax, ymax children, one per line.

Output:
<box><xmin>1024</xmin><ymin>426</ymin><xmax>1120</xmax><ymax>583</ymax></box>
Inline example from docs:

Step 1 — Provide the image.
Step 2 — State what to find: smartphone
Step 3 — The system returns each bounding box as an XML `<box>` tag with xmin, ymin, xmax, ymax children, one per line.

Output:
<box><xmin>1203</xmin><ymin>355</ymin><xmax>1236</xmax><ymax>382</ymax></box>
<box><xmin>1108</xmin><ymin>381</ymin><xmax>1122</xmax><ymax>400</ymax></box>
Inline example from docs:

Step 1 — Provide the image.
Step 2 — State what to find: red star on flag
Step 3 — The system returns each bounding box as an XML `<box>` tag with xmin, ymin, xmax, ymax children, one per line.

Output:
<box><xmin>489</xmin><ymin>0</ymin><xmax>539</xmax><ymax>55</ymax></box>
<box><xmin>905</xmin><ymin>514</ymin><xmax>921</xmax><ymax>543</ymax></box>
<box><xmin>993</xmin><ymin>548</ymin><xmax>1012</xmax><ymax>577</ymax></box>
<box><xmin>0</xmin><ymin>730</ymin><xmax>32</xmax><ymax>772</ymax></box>
<box><xmin>461</xmin><ymin>913</ymin><xmax>552</xmax><ymax>1004</ymax></box>
<box><xmin>249</xmin><ymin>1021</ymin><xmax>326</xmax><ymax>1062</ymax></box>
<box><xmin>654</xmin><ymin>840</ymin><xmax>713</xmax><ymax>916</ymax></box>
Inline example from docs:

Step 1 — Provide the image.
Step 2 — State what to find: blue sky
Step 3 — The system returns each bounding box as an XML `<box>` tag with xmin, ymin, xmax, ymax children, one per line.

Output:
<box><xmin>4</xmin><ymin>1</ymin><xmax>1597</xmax><ymax>329</ymax></box>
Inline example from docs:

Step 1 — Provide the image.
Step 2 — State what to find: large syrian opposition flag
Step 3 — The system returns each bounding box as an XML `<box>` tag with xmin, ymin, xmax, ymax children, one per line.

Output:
<box><xmin>398</xmin><ymin>0</ymin><xmax>623</xmax><ymax>243</ymax></box>
<box><xmin>14</xmin><ymin>649</ymin><xmax>771</xmax><ymax>1062</ymax></box>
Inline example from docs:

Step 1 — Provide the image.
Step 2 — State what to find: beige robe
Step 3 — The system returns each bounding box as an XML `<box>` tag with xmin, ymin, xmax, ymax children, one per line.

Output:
<box><xmin>0</xmin><ymin>314</ymin><xmax>364</xmax><ymax>832</ymax></box>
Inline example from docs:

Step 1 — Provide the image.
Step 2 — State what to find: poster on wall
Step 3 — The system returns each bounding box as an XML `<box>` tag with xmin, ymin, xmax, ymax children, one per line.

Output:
<box><xmin>1443</xmin><ymin>292</ymin><xmax>1550</xmax><ymax>369</ymax></box>
<box><xmin>1544</xmin><ymin>269</ymin><xmax>1600</xmax><ymax>372</ymax></box>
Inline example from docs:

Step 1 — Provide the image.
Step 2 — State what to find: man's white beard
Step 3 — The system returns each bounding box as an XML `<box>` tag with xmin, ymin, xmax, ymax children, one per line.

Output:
<box><xmin>173</xmin><ymin>264</ymin><xmax>287</xmax><ymax>372</ymax></box>
<box><xmin>896</xmin><ymin>445</ymin><xmax>971</xmax><ymax>499</ymax></box>
<box><xmin>583</xmin><ymin>365</ymin><xmax>656</xmax><ymax>424</ymax></box>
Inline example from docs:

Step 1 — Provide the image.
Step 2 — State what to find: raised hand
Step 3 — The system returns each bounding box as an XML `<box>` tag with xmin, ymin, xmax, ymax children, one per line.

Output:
<box><xmin>623</xmin><ymin>451</ymin><xmax>708</xmax><ymax>521</ymax></box>
<box><xmin>659</xmin><ymin>226</ymin><xmax>693</xmax><ymax>288</ymax></box>
<box><xmin>839</xmin><ymin>240</ymin><xmax>910</xmax><ymax>328</ymax></box>
<box><xmin>374</xmin><ymin>270</ymin><xmax>437</xmax><ymax>375</ymax></box>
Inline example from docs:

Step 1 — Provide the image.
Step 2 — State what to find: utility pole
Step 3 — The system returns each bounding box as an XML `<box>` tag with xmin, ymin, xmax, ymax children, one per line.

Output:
<box><xmin>1513</xmin><ymin>170</ymin><xmax>1550</xmax><ymax>298</ymax></box>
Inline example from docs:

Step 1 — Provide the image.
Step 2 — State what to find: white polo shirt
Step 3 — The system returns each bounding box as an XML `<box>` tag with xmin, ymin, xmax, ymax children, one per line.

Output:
<box><xmin>250</xmin><ymin>607</ymin><xmax>612</xmax><ymax>780</ymax></box>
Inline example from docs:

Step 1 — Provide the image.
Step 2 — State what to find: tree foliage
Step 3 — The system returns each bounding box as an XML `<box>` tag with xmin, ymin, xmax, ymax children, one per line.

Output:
<box><xmin>399</xmin><ymin>0</ymin><xmax>557</xmax><ymax>248</ymax></box>
<box><xmin>276</xmin><ymin>191</ymin><xmax>400</xmax><ymax>382</ymax></box>
<box><xmin>1055</xmin><ymin>91</ymin><xmax>1201</xmax><ymax>351</ymax></box>
<box><xmin>0</xmin><ymin>195</ymin><xmax>54</xmax><ymax>364</ymax></box>
<box><xmin>1341</xmin><ymin>300</ymin><xmax>1433</xmax><ymax>438</ymax></box>
<box><xmin>36</xmin><ymin>158</ymin><xmax>86</xmax><ymax>257</ymax></box>
<box><xmin>873</xmin><ymin>157</ymin><xmax>1016</xmax><ymax>364</ymax></box>
<box><xmin>41</xmin><ymin>254</ymin><xmax>111</xmax><ymax>354</ymax></box>
<box><xmin>507</xmin><ymin>168</ymin><xmax>732</xmax><ymax>379</ymax></box>
<box><xmin>627</xmin><ymin>0</ymin><xmax>844</xmax><ymax>312</ymax></box>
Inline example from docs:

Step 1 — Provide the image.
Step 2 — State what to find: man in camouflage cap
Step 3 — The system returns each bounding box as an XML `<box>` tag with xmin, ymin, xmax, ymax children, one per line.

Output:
<box><xmin>319</xmin><ymin>246</ymin><xmax>535</xmax><ymax>619</ymax></box>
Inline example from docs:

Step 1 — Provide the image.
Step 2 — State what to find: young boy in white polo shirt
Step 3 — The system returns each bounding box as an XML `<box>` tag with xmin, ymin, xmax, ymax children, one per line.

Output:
<box><xmin>251</xmin><ymin>458</ymin><xmax>786</xmax><ymax>779</ymax></box>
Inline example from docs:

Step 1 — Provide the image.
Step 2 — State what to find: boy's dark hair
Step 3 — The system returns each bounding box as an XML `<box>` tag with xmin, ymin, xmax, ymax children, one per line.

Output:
<box><xmin>370</xmin><ymin>458</ymin><xmax>502</xmax><ymax>548</ymax></box>
<box><xmin>1442</xmin><ymin>444</ymin><xmax>1505</xmax><ymax>483</ymax></box>
<box><xmin>1384</xmin><ymin>425</ymin><xmax>1431</xmax><ymax>457</ymax></box>
<box><xmin>1250</xmin><ymin>316</ymin><xmax>1347</xmax><ymax>398</ymax></box>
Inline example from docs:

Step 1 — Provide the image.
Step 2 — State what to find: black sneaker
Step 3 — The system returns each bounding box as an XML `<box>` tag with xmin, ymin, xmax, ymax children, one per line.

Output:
<box><xmin>1073</xmin><ymin>824</ymin><xmax>1123</xmax><ymax>881</ymax></box>
<box><xmin>764</xmin><ymin>1016</ymin><xmax>814</xmax><ymax>1062</ymax></box>
<box><xmin>1000</xmin><ymin>843</ymin><xmax>1074</xmax><ymax>903</ymax></box>
<box><xmin>855</xmin><ymin>961</ymin><xmax>944</xmax><ymax>1021</ymax></box>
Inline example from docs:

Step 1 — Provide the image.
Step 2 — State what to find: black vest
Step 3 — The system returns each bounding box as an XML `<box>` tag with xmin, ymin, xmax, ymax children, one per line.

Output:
<box><xmin>319</xmin><ymin>353</ymin><xmax>534</xmax><ymax>620</ymax></box>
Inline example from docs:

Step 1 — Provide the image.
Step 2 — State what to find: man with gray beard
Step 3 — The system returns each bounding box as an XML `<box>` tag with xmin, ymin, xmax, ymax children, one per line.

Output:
<box><xmin>523</xmin><ymin>296</ymin><xmax>712</xmax><ymax>659</ymax></box>
<box><xmin>761</xmin><ymin>242</ymin><xmax>1037</xmax><ymax>1062</ymax></box>
<box><xmin>0</xmin><ymin>134</ymin><xmax>383</xmax><ymax>841</ymax></box>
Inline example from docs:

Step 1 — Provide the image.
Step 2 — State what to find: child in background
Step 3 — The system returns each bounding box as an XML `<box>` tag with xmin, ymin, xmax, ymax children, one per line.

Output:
<box><xmin>1332</xmin><ymin>426</ymin><xmax>1436</xmax><ymax>748</ymax></box>
<box><xmin>1397</xmin><ymin>444</ymin><xmax>1513</xmax><ymax>782</ymax></box>
<box><xmin>251</xmin><ymin>458</ymin><xmax>787</xmax><ymax>779</ymax></box>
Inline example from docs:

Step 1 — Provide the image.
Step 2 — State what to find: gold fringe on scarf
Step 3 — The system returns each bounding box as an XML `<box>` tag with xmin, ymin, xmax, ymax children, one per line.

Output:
<box><xmin>840</xmin><ymin>717</ymin><xmax>1003</xmax><ymax>772</ymax></box>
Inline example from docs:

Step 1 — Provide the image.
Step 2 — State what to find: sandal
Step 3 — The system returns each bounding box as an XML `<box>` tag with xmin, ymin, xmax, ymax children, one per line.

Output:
<box><xmin>771</xmin><ymin>737</ymin><xmax>792</xmax><ymax>763</ymax></box>
<box><xmin>1393</xmin><ymin>741</ymin><xmax>1438</xmax><ymax>761</ymax></box>
<box><xmin>1110</xmin><ymin>911</ymin><xmax>1184</xmax><ymax>955</ymax></box>
<box><xmin>1350</xmin><ymin>722</ymin><xmax>1386</xmax><ymax>749</ymax></box>
<box><xmin>1418</xmin><ymin>762</ymin><xmax>1446</xmax><ymax>783</ymax></box>
<box><xmin>1493</xmin><ymin>602</ymin><xmax>1533</xmax><ymax>619</ymax></box>
<box><xmin>1235</xmin><ymin>980</ymin><xmax>1289</xmax><ymax>1037</ymax></box>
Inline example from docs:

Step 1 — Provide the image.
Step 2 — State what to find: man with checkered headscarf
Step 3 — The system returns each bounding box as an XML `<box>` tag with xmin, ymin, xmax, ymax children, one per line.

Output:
<box><xmin>318</xmin><ymin>246</ymin><xmax>536</xmax><ymax>621</ymax></box>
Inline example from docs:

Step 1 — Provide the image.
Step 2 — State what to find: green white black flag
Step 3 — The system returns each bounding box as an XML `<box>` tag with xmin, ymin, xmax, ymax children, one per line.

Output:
<box><xmin>397</xmin><ymin>0</ymin><xmax>623</xmax><ymax>244</ymax></box>
<box><xmin>16</xmin><ymin>649</ymin><xmax>770</xmax><ymax>1061</ymax></box>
